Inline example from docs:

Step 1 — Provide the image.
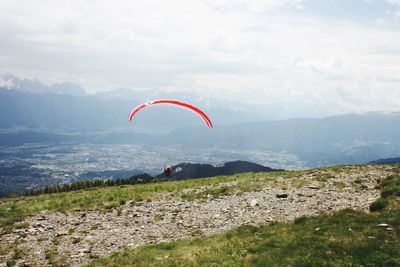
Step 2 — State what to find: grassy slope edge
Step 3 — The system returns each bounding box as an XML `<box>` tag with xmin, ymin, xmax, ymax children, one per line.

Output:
<box><xmin>0</xmin><ymin>170</ymin><xmax>294</xmax><ymax>232</ymax></box>
<box><xmin>89</xmin><ymin>175</ymin><xmax>400</xmax><ymax>267</ymax></box>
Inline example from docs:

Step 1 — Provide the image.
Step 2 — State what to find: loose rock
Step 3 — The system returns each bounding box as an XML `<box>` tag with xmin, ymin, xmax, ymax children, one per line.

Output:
<box><xmin>308</xmin><ymin>186</ymin><xmax>319</xmax><ymax>190</ymax></box>
<box><xmin>276</xmin><ymin>193</ymin><xmax>289</xmax><ymax>199</ymax></box>
<box><xmin>250</xmin><ymin>199</ymin><xmax>258</xmax><ymax>207</ymax></box>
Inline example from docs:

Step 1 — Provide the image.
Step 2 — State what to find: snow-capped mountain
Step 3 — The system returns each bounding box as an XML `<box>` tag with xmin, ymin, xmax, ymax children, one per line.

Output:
<box><xmin>0</xmin><ymin>74</ymin><xmax>86</xmax><ymax>96</ymax></box>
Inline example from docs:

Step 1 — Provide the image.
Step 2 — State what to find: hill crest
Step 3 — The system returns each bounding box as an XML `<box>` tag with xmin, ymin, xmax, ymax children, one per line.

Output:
<box><xmin>156</xmin><ymin>160</ymin><xmax>282</xmax><ymax>179</ymax></box>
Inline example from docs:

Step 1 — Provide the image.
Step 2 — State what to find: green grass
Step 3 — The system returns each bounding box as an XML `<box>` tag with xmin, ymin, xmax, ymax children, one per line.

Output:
<box><xmin>380</xmin><ymin>175</ymin><xmax>400</xmax><ymax>198</ymax></box>
<box><xmin>180</xmin><ymin>185</ymin><xmax>233</xmax><ymax>200</ymax></box>
<box><xmin>45</xmin><ymin>249</ymin><xmax>68</xmax><ymax>267</ymax></box>
<box><xmin>89</xmin><ymin>208</ymin><xmax>400</xmax><ymax>267</ymax></box>
<box><xmin>314</xmin><ymin>173</ymin><xmax>335</xmax><ymax>182</ymax></box>
<box><xmin>89</xmin><ymin>174</ymin><xmax>400</xmax><ymax>267</ymax></box>
<box><xmin>370</xmin><ymin>175</ymin><xmax>400</xmax><ymax>212</ymax></box>
<box><xmin>0</xmin><ymin>170</ymin><xmax>295</xmax><ymax>231</ymax></box>
<box><xmin>0</xmin><ymin>243</ymin><xmax>6</xmax><ymax>255</ymax></box>
<box><xmin>370</xmin><ymin>198</ymin><xmax>389</xmax><ymax>211</ymax></box>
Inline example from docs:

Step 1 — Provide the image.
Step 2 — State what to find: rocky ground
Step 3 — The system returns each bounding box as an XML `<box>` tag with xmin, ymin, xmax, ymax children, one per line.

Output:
<box><xmin>0</xmin><ymin>165</ymin><xmax>395</xmax><ymax>266</ymax></box>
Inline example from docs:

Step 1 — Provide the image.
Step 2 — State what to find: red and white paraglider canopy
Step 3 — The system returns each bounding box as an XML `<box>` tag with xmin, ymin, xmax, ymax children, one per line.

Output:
<box><xmin>128</xmin><ymin>99</ymin><xmax>213</xmax><ymax>128</ymax></box>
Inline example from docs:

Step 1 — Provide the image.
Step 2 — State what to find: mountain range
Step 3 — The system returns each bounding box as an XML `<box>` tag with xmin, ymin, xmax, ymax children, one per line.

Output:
<box><xmin>1</xmin><ymin>74</ymin><xmax>400</xmax><ymax>169</ymax></box>
<box><xmin>159</xmin><ymin>112</ymin><xmax>400</xmax><ymax>166</ymax></box>
<box><xmin>368</xmin><ymin>157</ymin><xmax>400</xmax><ymax>165</ymax></box>
<box><xmin>0</xmin><ymin>74</ymin><xmax>269</xmax><ymax>133</ymax></box>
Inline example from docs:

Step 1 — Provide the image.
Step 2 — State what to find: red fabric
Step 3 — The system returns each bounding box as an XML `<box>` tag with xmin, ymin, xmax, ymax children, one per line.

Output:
<box><xmin>128</xmin><ymin>99</ymin><xmax>213</xmax><ymax>128</ymax></box>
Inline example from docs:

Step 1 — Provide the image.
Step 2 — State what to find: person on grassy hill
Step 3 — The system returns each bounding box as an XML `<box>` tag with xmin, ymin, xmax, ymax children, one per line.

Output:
<box><xmin>164</xmin><ymin>165</ymin><xmax>172</xmax><ymax>177</ymax></box>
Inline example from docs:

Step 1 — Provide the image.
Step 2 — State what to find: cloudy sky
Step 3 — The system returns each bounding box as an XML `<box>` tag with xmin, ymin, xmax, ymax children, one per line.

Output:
<box><xmin>1</xmin><ymin>0</ymin><xmax>400</xmax><ymax>116</ymax></box>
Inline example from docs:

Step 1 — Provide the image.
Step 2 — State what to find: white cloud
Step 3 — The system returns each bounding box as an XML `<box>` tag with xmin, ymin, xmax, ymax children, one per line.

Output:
<box><xmin>203</xmin><ymin>0</ymin><xmax>305</xmax><ymax>12</ymax></box>
<box><xmin>0</xmin><ymin>0</ymin><xmax>400</xmax><ymax>116</ymax></box>
<box><xmin>385</xmin><ymin>0</ymin><xmax>400</xmax><ymax>6</ymax></box>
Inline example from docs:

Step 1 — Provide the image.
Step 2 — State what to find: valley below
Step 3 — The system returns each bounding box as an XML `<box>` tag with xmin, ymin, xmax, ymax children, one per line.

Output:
<box><xmin>0</xmin><ymin>142</ymin><xmax>303</xmax><ymax>197</ymax></box>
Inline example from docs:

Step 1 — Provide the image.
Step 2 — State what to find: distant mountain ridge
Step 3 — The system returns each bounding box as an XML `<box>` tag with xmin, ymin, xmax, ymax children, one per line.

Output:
<box><xmin>368</xmin><ymin>157</ymin><xmax>400</xmax><ymax>165</ymax></box>
<box><xmin>159</xmin><ymin>112</ymin><xmax>400</xmax><ymax>166</ymax></box>
<box><xmin>156</xmin><ymin>160</ymin><xmax>282</xmax><ymax>180</ymax></box>
<box><xmin>2</xmin><ymin>110</ymin><xmax>400</xmax><ymax>167</ymax></box>
<box><xmin>2</xmin><ymin>74</ymin><xmax>400</xmax><ymax>169</ymax></box>
<box><xmin>0</xmin><ymin>73</ymin><xmax>86</xmax><ymax>96</ymax></box>
<box><xmin>0</xmin><ymin>76</ymin><xmax>268</xmax><ymax>132</ymax></box>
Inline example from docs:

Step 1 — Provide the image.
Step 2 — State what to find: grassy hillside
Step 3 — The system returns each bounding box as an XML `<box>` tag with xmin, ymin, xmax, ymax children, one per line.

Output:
<box><xmin>0</xmin><ymin>170</ymin><xmax>298</xmax><ymax>231</ymax></box>
<box><xmin>1</xmin><ymin>164</ymin><xmax>399</xmax><ymax>266</ymax></box>
<box><xmin>91</xmin><ymin>173</ymin><xmax>400</xmax><ymax>266</ymax></box>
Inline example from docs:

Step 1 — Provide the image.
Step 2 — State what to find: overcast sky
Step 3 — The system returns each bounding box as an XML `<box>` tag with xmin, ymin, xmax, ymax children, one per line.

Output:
<box><xmin>1</xmin><ymin>0</ymin><xmax>400</xmax><ymax>116</ymax></box>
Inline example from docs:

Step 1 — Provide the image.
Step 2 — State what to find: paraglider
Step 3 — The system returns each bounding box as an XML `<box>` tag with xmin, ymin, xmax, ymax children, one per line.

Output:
<box><xmin>163</xmin><ymin>165</ymin><xmax>172</xmax><ymax>177</ymax></box>
<box><xmin>128</xmin><ymin>99</ymin><xmax>213</xmax><ymax>177</ymax></box>
<box><xmin>128</xmin><ymin>99</ymin><xmax>213</xmax><ymax>128</ymax></box>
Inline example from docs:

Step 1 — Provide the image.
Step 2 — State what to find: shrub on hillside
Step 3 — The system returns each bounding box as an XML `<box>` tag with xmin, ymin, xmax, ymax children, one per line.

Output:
<box><xmin>369</xmin><ymin>198</ymin><xmax>389</xmax><ymax>212</ymax></box>
<box><xmin>370</xmin><ymin>175</ymin><xmax>400</xmax><ymax>212</ymax></box>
